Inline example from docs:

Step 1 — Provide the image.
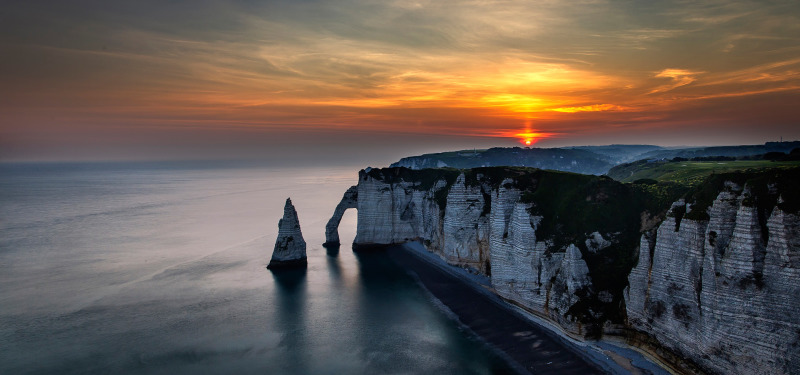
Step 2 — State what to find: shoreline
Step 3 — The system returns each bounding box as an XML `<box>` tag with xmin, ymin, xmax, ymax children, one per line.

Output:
<box><xmin>385</xmin><ymin>241</ymin><xmax>673</xmax><ymax>375</ymax></box>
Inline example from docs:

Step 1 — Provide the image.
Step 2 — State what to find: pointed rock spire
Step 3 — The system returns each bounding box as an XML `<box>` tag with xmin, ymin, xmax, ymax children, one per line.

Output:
<box><xmin>267</xmin><ymin>198</ymin><xmax>307</xmax><ymax>269</ymax></box>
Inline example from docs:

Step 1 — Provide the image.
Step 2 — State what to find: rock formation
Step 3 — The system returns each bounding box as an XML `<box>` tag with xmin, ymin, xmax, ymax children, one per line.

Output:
<box><xmin>268</xmin><ymin>198</ymin><xmax>307</xmax><ymax>269</ymax></box>
<box><xmin>324</xmin><ymin>185</ymin><xmax>357</xmax><ymax>247</ymax></box>
<box><xmin>328</xmin><ymin>166</ymin><xmax>800</xmax><ymax>374</ymax></box>
<box><xmin>344</xmin><ymin>168</ymin><xmax>598</xmax><ymax>333</ymax></box>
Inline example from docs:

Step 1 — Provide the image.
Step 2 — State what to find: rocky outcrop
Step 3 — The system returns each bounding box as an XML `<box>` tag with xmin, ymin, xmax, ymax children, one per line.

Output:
<box><xmin>550</xmin><ymin>245</ymin><xmax>592</xmax><ymax>328</ymax></box>
<box><xmin>324</xmin><ymin>185</ymin><xmax>357</xmax><ymax>246</ymax></box>
<box><xmin>626</xmin><ymin>185</ymin><xmax>800</xmax><ymax>374</ymax></box>
<box><xmin>268</xmin><ymin>198</ymin><xmax>307</xmax><ymax>269</ymax></box>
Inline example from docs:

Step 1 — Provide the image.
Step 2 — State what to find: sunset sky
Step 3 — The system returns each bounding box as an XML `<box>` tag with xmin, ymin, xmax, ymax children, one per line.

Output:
<box><xmin>1</xmin><ymin>0</ymin><xmax>799</xmax><ymax>164</ymax></box>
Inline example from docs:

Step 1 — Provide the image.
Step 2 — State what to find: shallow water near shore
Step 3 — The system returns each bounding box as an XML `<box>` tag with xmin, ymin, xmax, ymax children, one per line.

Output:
<box><xmin>0</xmin><ymin>161</ymin><xmax>517</xmax><ymax>374</ymax></box>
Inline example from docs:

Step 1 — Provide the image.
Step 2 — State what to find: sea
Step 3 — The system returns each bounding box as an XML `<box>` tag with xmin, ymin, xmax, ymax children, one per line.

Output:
<box><xmin>0</xmin><ymin>161</ymin><xmax>515</xmax><ymax>374</ymax></box>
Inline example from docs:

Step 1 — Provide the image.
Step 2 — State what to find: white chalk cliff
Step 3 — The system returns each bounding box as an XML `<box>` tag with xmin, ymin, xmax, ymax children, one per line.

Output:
<box><xmin>342</xmin><ymin>169</ymin><xmax>594</xmax><ymax>332</ymax></box>
<box><xmin>268</xmin><ymin>198</ymin><xmax>307</xmax><ymax>269</ymax></box>
<box><xmin>328</xmin><ymin>167</ymin><xmax>800</xmax><ymax>374</ymax></box>
<box><xmin>625</xmin><ymin>186</ymin><xmax>800</xmax><ymax>374</ymax></box>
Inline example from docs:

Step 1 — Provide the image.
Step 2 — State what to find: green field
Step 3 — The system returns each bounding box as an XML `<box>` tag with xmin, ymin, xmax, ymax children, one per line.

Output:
<box><xmin>607</xmin><ymin>160</ymin><xmax>800</xmax><ymax>185</ymax></box>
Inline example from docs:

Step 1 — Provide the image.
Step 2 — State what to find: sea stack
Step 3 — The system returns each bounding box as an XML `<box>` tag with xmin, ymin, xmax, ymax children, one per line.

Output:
<box><xmin>267</xmin><ymin>198</ymin><xmax>307</xmax><ymax>269</ymax></box>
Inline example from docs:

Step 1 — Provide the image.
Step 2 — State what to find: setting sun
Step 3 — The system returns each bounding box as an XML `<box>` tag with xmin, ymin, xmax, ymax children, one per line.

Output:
<box><xmin>512</xmin><ymin>131</ymin><xmax>551</xmax><ymax>146</ymax></box>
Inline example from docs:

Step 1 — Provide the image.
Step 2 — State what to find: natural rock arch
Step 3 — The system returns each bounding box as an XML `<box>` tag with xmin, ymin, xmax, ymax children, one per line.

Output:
<box><xmin>323</xmin><ymin>185</ymin><xmax>358</xmax><ymax>247</ymax></box>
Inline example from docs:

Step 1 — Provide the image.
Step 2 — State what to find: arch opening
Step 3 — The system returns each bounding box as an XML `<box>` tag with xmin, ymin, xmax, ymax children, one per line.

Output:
<box><xmin>323</xmin><ymin>185</ymin><xmax>358</xmax><ymax>247</ymax></box>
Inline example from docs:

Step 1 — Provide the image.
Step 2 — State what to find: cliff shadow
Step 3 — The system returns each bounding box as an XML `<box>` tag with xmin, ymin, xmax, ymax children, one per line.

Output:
<box><xmin>325</xmin><ymin>243</ymin><xmax>340</xmax><ymax>256</ymax></box>
<box><xmin>326</xmin><ymin>247</ymin><xmax>343</xmax><ymax>283</ymax></box>
<box><xmin>349</xmin><ymin>247</ymin><xmax>427</xmax><ymax>373</ymax></box>
<box><xmin>270</xmin><ymin>267</ymin><xmax>307</xmax><ymax>293</ymax></box>
<box><xmin>269</xmin><ymin>267</ymin><xmax>309</xmax><ymax>373</ymax></box>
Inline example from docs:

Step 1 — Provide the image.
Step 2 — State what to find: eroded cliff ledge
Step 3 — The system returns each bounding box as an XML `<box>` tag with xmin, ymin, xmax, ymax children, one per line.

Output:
<box><xmin>332</xmin><ymin>166</ymin><xmax>800</xmax><ymax>374</ymax></box>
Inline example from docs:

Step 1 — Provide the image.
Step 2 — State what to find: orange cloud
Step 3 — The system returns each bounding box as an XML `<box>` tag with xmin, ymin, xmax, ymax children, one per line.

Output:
<box><xmin>548</xmin><ymin>104</ymin><xmax>626</xmax><ymax>113</ymax></box>
<box><xmin>3</xmin><ymin>0</ymin><xmax>800</xmax><ymax>162</ymax></box>
<box><xmin>649</xmin><ymin>69</ymin><xmax>703</xmax><ymax>93</ymax></box>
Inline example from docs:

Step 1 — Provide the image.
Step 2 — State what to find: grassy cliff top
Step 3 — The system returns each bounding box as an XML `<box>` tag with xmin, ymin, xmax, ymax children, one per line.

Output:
<box><xmin>607</xmin><ymin>159</ymin><xmax>800</xmax><ymax>185</ymax></box>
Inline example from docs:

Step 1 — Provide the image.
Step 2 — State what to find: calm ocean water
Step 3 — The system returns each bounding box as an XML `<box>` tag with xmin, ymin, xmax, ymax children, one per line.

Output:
<box><xmin>0</xmin><ymin>162</ymin><xmax>513</xmax><ymax>374</ymax></box>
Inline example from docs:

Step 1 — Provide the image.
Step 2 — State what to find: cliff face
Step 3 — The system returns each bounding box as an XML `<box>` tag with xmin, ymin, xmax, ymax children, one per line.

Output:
<box><xmin>625</xmin><ymin>185</ymin><xmax>800</xmax><ymax>374</ymax></box>
<box><xmin>353</xmin><ymin>170</ymin><xmax>445</xmax><ymax>249</ymax></box>
<box><xmin>441</xmin><ymin>174</ymin><xmax>490</xmax><ymax>271</ymax></box>
<box><xmin>349</xmin><ymin>168</ymin><xmax>612</xmax><ymax>335</ymax></box>
<box><xmin>337</xmin><ymin>166</ymin><xmax>800</xmax><ymax>374</ymax></box>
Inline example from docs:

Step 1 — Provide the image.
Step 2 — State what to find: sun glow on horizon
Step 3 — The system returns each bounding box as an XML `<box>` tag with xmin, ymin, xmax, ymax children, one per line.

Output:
<box><xmin>505</xmin><ymin>131</ymin><xmax>553</xmax><ymax>146</ymax></box>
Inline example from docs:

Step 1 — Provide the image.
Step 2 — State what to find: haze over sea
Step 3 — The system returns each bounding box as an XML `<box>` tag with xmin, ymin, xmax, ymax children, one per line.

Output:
<box><xmin>0</xmin><ymin>161</ymin><xmax>514</xmax><ymax>374</ymax></box>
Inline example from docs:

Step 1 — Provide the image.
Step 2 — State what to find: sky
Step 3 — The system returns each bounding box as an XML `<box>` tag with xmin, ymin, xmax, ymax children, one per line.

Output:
<box><xmin>1</xmin><ymin>0</ymin><xmax>799</xmax><ymax>165</ymax></box>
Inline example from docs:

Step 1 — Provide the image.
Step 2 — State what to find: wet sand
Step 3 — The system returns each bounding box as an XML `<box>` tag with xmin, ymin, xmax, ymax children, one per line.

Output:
<box><xmin>385</xmin><ymin>242</ymin><xmax>672</xmax><ymax>375</ymax></box>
